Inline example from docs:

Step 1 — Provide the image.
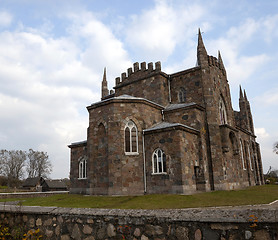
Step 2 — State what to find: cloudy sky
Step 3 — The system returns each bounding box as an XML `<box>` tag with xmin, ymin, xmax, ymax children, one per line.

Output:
<box><xmin>0</xmin><ymin>0</ymin><xmax>277</xmax><ymax>179</ymax></box>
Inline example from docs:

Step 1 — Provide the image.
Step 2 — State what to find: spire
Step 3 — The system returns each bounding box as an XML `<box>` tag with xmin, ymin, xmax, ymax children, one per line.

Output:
<box><xmin>218</xmin><ymin>51</ymin><xmax>224</xmax><ymax>67</ymax></box>
<box><xmin>239</xmin><ymin>85</ymin><xmax>243</xmax><ymax>100</ymax></box>
<box><xmin>197</xmin><ymin>28</ymin><xmax>208</xmax><ymax>67</ymax></box>
<box><xmin>244</xmin><ymin>89</ymin><xmax>248</xmax><ymax>101</ymax></box>
<box><xmin>101</xmin><ymin>67</ymin><xmax>109</xmax><ymax>99</ymax></box>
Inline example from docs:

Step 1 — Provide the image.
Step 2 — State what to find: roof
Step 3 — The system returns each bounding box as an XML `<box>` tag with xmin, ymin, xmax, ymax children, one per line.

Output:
<box><xmin>44</xmin><ymin>179</ymin><xmax>67</xmax><ymax>189</ymax></box>
<box><xmin>68</xmin><ymin>140</ymin><xmax>87</xmax><ymax>148</ymax></box>
<box><xmin>87</xmin><ymin>94</ymin><xmax>164</xmax><ymax>110</ymax></box>
<box><xmin>22</xmin><ymin>177</ymin><xmax>42</xmax><ymax>187</ymax></box>
<box><xmin>144</xmin><ymin>121</ymin><xmax>199</xmax><ymax>134</ymax></box>
<box><xmin>164</xmin><ymin>102</ymin><xmax>204</xmax><ymax>112</ymax></box>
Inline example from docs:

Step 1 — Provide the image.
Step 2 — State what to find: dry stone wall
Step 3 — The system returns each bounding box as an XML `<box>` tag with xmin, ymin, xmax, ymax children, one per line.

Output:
<box><xmin>0</xmin><ymin>204</ymin><xmax>277</xmax><ymax>239</ymax></box>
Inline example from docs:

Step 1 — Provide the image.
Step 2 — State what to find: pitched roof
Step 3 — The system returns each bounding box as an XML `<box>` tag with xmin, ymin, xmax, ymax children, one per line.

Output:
<box><xmin>88</xmin><ymin>94</ymin><xmax>164</xmax><ymax>110</ymax></box>
<box><xmin>22</xmin><ymin>177</ymin><xmax>42</xmax><ymax>187</ymax></box>
<box><xmin>44</xmin><ymin>179</ymin><xmax>67</xmax><ymax>189</ymax></box>
<box><xmin>164</xmin><ymin>102</ymin><xmax>204</xmax><ymax>111</ymax></box>
<box><xmin>144</xmin><ymin>121</ymin><xmax>199</xmax><ymax>134</ymax></box>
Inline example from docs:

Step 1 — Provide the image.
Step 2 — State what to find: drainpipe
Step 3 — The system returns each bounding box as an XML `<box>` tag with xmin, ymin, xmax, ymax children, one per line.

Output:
<box><xmin>168</xmin><ymin>75</ymin><xmax>172</xmax><ymax>103</ymax></box>
<box><xmin>142</xmin><ymin>131</ymin><xmax>147</xmax><ymax>194</ymax></box>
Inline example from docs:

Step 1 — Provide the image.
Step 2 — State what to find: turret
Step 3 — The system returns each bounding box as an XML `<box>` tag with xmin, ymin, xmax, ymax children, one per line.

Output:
<box><xmin>197</xmin><ymin>29</ymin><xmax>208</xmax><ymax>68</ymax></box>
<box><xmin>239</xmin><ymin>86</ymin><xmax>254</xmax><ymax>133</ymax></box>
<box><xmin>101</xmin><ymin>67</ymin><xmax>109</xmax><ymax>99</ymax></box>
<box><xmin>244</xmin><ymin>90</ymin><xmax>254</xmax><ymax>134</ymax></box>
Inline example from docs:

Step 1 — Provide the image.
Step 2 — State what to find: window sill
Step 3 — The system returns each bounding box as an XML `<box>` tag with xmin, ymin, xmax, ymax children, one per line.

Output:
<box><xmin>78</xmin><ymin>178</ymin><xmax>87</xmax><ymax>180</ymax></box>
<box><xmin>151</xmin><ymin>172</ymin><xmax>168</xmax><ymax>175</ymax></box>
<box><xmin>125</xmin><ymin>152</ymin><xmax>139</xmax><ymax>156</ymax></box>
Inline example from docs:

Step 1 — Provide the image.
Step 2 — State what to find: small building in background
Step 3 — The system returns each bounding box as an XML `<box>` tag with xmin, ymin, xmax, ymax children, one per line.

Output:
<box><xmin>22</xmin><ymin>177</ymin><xmax>44</xmax><ymax>191</ymax></box>
<box><xmin>41</xmin><ymin>179</ymin><xmax>68</xmax><ymax>192</ymax></box>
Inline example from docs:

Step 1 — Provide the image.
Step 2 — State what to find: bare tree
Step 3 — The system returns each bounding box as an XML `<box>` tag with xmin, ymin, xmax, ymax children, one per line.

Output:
<box><xmin>0</xmin><ymin>149</ymin><xmax>26</xmax><ymax>186</ymax></box>
<box><xmin>274</xmin><ymin>142</ymin><xmax>278</xmax><ymax>155</ymax></box>
<box><xmin>26</xmin><ymin>149</ymin><xmax>52</xmax><ymax>178</ymax></box>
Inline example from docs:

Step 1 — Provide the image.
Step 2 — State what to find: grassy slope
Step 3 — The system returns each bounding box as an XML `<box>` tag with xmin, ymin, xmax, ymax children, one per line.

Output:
<box><xmin>0</xmin><ymin>185</ymin><xmax>277</xmax><ymax>209</ymax></box>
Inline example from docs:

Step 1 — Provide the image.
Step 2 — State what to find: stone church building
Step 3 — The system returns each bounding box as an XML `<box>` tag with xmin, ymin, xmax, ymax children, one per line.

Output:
<box><xmin>69</xmin><ymin>30</ymin><xmax>264</xmax><ymax>195</ymax></box>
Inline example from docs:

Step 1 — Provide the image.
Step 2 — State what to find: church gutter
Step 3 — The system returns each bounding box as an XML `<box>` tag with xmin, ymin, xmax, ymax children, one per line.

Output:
<box><xmin>168</xmin><ymin>75</ymin><xmax>172</xmax><ymax>103</ymax></box>
<box><xmin>142</xmin><ymin>131</ymin><xmax>147</xmax><ymax>194</ymax></box>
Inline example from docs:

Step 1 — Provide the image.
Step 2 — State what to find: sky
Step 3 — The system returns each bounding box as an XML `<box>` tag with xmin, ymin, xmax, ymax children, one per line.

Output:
<box><xmin>0</xmin><ymin>0</ymin><xmax>277</xmax><ymax>179</ymax></box>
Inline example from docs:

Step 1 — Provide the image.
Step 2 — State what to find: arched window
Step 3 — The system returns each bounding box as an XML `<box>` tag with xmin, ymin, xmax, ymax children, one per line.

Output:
<box><xmin>79</xmin><ymin>157</ymin><xmax>87</xmax><ymax>179</ymax></box>
<box><xmin>219</xmin><ymin>96</ymin><xmax>227</xmax><ymax>124</ymax></box>
<box><xmin>152</xmin><ymin>149</ymin><xmax>166</xmax><ymax>174</ymax></box>
<box><xmin>124</xmin><ymin>120</ymin><xmax>138</xmax><ymax>154</ymax></box>
<box><xmin>239</xmin><ymin>139</ymin><xmax>246</xmax><ymax>170</ymax></box>
<box><xmin>178</xmin><ymin>87</ymin><xmax>186</xmax><ymax>103</ymax></box>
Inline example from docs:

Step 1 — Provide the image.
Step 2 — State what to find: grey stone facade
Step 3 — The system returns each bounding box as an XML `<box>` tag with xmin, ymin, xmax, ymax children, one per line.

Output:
<box><xmin>69</xmin><ymin>30</ymin><xmax>264</xmax><ymax>195</ymax></box>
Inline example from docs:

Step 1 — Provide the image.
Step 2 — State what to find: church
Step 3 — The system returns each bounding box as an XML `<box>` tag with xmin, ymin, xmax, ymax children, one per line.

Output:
<box><xmin>68</xmin><ymin>30</ymin><xmax>264</xmax><ymax>195</ymax></box>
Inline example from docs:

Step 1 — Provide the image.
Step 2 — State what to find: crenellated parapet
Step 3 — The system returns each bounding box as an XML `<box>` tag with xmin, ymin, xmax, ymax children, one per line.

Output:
<box><xmin>115</xmin><ymin>61</ymin><xmax>162</xmax><ymax>87</ymax></box>
<box><xmin>207</xmin><ymin>55</ymin><xmax>226</xmax><ymax>76</ymax></box>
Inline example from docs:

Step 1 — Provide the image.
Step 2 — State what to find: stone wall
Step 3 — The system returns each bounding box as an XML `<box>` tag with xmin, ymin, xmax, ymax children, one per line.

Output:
<box><xmin>0</xmin><ymin>204</ymin><xmax>277</xmax><ymax>239</ymax></box>
<box><xmin>0</xmin><ymin>191</ymin><xmax>69</xmax><ymax>199</ymax></box>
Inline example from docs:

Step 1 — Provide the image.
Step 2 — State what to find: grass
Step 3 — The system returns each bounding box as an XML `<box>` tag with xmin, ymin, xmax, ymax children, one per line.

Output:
<box><xmin>0</xmin><ymin>185</ymin><xmax>277</xmax><ymax>209</ymax></box>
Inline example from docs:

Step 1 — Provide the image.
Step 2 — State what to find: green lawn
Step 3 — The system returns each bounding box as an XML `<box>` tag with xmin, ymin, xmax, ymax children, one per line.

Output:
<box><xmin>0</xmin><ymin>185</ymin><xmax>277</xmax><ymax>209</ymax></box>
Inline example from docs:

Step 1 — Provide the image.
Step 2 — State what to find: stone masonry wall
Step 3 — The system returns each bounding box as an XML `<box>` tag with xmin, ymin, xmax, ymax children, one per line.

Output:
<box><xmin>0</xmin><ymin>204</ymin><xmax>277</xmax><ymax>240</ymax></box>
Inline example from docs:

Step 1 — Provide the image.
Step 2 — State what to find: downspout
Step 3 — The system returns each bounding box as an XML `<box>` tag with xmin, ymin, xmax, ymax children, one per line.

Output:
<box><xmin>142</xmin><ymin>131</ymin><xmax>147</xmax><ymax>194</ymax></box>
<box><xmin>168</xmin><ymin>75</ymin><xmax>172</xmax><ymax>103</ymax></box>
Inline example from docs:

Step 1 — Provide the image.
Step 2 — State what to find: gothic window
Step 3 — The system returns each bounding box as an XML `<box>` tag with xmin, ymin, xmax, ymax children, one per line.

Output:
<box><xmin>152</xmin><ymin>149</ymin><xmax>166</xmax><ymax>174</ymax></box>
<box><xmin>124</xmin><ymin>120</ymin><xmax>138</xmax><ymax>154</ymax></box>
<box><xmin>219</xmin><ymin>96</ymin><xmax>227</xmax><ymax>124</ymax></box>
<box><xmin>178</xmin><ymin>87</ymin><xmax>186</xmax><ymax>103</ymax></box>
<box><xmin>240</xmin><ymin>139</ymin><xmax>246</xmax><ymax>170</ymax></box>
<box><xmin>79</xmin><ymin>157</ymin><xmax>87</xmax><ymax>179</ymax></box>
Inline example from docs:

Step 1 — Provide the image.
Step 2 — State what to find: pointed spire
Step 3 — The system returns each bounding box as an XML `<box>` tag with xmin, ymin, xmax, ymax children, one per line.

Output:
<box><xmin>218</xmin><ymin>50</ymin><xmax>227</xmax><ymax>76</ymax></box>
<box><xmin>218</xmin><ymin>51</ymin><xmax>223</xmax><ymax>66</ymax></box>
<box><xmin>244</xmin><ymin>89</ymin><xmax>248</xmax><ymax>101</ymax></box>
<box><xmin>101</xmin><ymin>67</ymin><xmax>109</xmax><ymax>99</ymax></box>
<box><xmin>197</xmin><ymin>28</ymin><xmax>208</xmax><ymax>67</ymax></box>
<box><xmin>103</xmin><ymin>67</ymin><xmax>107</xmax><ymax>82</ymax></box>
<box><xmin>239</xmin><ymin>85</ymin><xmax>243</xmax><ymax>100</ymax></box>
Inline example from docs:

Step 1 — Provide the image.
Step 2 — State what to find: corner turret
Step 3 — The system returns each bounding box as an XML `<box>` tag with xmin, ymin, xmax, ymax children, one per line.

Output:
<box><xmin>239</xmin><ymin>86</ymin><xmax>254</xmax><ymax>133</ymax></box>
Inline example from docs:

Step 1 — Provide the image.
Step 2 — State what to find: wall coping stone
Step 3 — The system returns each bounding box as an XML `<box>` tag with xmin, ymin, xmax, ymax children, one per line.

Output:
<box><xmin>0</xmin><ymin>203</ymin><xmax>277</xmax><ymax>223</ymax></box>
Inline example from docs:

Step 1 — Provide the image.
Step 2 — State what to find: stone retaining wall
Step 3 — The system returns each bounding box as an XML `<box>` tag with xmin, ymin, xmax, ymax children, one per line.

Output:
<box><xmin>0</xmin><ymin>204</ymin><xmax>277</xmax><ymax>239</ymax></box>
<box><xmin>0</xmin><ymin>191</ymin><xmax>69</xmax><ymax>199</ymax></box>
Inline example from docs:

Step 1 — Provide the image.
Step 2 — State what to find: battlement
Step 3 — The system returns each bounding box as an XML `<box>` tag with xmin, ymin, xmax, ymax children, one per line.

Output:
<box><xmin>207</xmin><ymin>55</ymin><xmax>226</xmax><ymax>76</ymax></box>
<box><xmin>115</xmin><ymin>61</ymin><xmax>162</xmax><ymax>87</ymax></box>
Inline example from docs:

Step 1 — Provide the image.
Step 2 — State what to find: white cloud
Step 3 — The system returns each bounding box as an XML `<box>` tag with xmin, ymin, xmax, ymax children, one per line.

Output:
<box><xmin>206</xmin><ymin>18</ymin><xmax>270</xmax><ymax>87</ymax></box>
<box><xmin>125</xmin><ymin>0</ymin><xmax>205</xmax><ymax>61</ymax></box>
<box><xmin>255</xmin><ymin>128</ymin><xmax>269</xmax><ymax>139</ymax></box>
<box><xmin>257</xmin><ymin>87</ymin><xmax>278</xmax><ymax>106</ymax></box>
<box><xmin>65</xmin><ymin>11</ymin><xmax>132</xmax><ymax>82</ymax></box>
<box><xmin>0</xmin><ymin>9</ymin><xmax>133</xmax><ymax>178</ymax></box>
<box><xmin>0</xmin><ymin>11</ymin><xmax>13</xmax><ymax>27</ymax></box>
